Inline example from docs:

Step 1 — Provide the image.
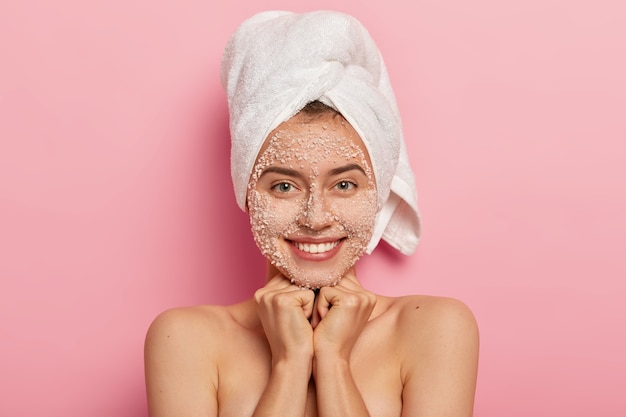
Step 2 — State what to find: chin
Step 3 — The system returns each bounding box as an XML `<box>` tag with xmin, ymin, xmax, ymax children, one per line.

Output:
<box><xmin>291</xmin><ymin>274</ymin><xmax>342</xmax><ymax>289</ymax></box>
<box><xmin>265</xmin><ymin>239</ymin><xmax>367</xmax><ymax>289</ymax></box>
<box><xmin>277</xmin><ymin>261</ymin><xmax>353</xmax><ymax>289</ymax></box>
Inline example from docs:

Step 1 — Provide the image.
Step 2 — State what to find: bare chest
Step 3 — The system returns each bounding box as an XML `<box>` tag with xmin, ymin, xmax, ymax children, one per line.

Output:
<box><xmin>216</xmin><ymin>328</ymin><xmax>403</xmax><ymax>417</ymax></box>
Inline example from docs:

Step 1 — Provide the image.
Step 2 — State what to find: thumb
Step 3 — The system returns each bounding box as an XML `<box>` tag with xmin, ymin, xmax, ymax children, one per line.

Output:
<box><xmin>298</xmin><ymin>288</ymin><xmax>316</xmax><ymax>321</ymax></box>
<box><xmin>310</xmin><ymin>289</ymin><xmax>322</xmax><ymax>328</ymax></box>
<box><xmin>315</xmin><ymin>288</ymin><xmax>333</xmax><ymax>322</ymax></box>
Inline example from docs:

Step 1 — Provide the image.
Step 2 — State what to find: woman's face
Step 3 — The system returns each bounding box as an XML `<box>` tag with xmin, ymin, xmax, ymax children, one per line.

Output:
<box><xmin>247</xmin><ymin>111</ymin><xmax>378</xmax><ymax>289</ymax></box>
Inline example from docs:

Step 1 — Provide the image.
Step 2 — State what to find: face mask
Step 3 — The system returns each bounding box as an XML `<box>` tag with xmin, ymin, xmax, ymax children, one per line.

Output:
<box><xmin>247</xmin><ymin>114</ymin><xmax>377</xmax><ymax>288</ymax></box>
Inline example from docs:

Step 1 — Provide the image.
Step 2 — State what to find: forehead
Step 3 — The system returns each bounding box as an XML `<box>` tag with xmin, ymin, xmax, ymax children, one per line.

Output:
<box><xmin>255</xmin><ymin>112</ymin><xmax>372</xmax><ymax>168</ymax></box>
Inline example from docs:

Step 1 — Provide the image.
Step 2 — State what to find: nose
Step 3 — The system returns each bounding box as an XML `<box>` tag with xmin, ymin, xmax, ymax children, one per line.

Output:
<box><xmin>299</xmin><ymin>190</ymin><xmax>333</xmax><ymax>231</ymax></box>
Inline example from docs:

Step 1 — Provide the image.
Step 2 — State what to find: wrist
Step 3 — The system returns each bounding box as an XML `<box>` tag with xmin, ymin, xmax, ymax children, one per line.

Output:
<box><xmin>314</xmin><ymin>342</ymin><xmax>352</xmax><ymax>361</ymax></box>
<box><xmin>272</xmin><ymin>352</ymin><xmax>313</xmax><ymax>374</ymax></box>
<box><xmin>313</xmin><ymin>350</ymin><xmax>350</xmax><ymax>371</ymax></box>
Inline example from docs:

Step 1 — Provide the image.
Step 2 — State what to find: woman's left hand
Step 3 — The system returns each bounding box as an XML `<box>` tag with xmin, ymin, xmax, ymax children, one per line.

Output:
<box><xmin>310</xmin><ymin>273</ymin><xmax>377</xmax><ymax>361</ymax></box>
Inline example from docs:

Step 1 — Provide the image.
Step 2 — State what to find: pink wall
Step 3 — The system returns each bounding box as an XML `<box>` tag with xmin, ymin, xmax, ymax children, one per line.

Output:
<box><xmin>1</xmin><ymin>0</ymin><xmax>625</xmax><ymax>415</ymax></box>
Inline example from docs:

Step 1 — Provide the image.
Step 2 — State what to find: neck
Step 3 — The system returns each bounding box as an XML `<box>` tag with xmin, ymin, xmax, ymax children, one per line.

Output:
<box><xmin>265</xmin><ymin>262</ymin><xmax>280</xmax><ymax>282</ymax></box>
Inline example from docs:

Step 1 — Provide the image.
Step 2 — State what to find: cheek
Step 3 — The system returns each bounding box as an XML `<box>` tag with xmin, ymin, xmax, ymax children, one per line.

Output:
<box><xmin>247</xmin><ymin>191</ymin><xmax>302</xmax><ymax>250</ymax></box>
<box><xmin>332</xmin><ymin>189</ymin><xmax>378</xmax><ymax>244</ymax></box>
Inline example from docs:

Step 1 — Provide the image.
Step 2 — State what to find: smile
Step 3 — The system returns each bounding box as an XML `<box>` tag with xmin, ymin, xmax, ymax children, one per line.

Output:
<box><xmin>290</xmin><ymin>239</ymin><xmax>342</xmax><ymax>254</ymax></box>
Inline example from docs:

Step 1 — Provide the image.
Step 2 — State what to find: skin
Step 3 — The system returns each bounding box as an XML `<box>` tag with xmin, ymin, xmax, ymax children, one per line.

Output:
<box><xmin>144</xmin><ymin>112</ymin><xmax>480</xmax><ymax>417</ymax></box>
<box><xmin>246</xmin><ymin>112</ymin><xmax>378</xmax><ymax>289</ymax></box>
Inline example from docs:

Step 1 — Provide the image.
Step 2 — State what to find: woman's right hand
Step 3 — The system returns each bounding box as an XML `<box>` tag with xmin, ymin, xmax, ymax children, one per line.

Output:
<box><xmin>254</xmin><ymin>275</ymin><xmax>316</xmax><ymax>365</ymax></box>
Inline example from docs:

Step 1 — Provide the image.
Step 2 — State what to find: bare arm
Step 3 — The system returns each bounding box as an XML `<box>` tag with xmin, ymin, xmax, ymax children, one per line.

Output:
<box><xmin>312</xmin><ymin>276</ymin><xmax>376</xmax><ymax>417</ymax></box>
<box><xmin>400</xmin><ymin>297</ymin><xmax>479</xmax><ymax>417</ymax></box>
<box><xmin>144</xmin><ymin>308</ymin><xmax>218</xmax><ymax>417</ymax></box>
<box><xmin>251</xmin><ymin>358</ymin><xmax>312</xmax><ymax>417</ymax></box>
<box><xmin>313</xmin><ymin>353</ymin><xmax>371</xmax><ymax>417</ymax></box>
<box><xmin>252</xmin><ymin>275</ymin><xmax>316</xmax><ymax>417</ymax></box>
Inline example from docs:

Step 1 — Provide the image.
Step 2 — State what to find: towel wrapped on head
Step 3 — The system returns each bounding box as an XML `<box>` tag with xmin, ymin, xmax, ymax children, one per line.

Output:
<box><xmin>221</xmin><ymin>10</ymin><xmax>421</xmax><ymax>255</ymax></box>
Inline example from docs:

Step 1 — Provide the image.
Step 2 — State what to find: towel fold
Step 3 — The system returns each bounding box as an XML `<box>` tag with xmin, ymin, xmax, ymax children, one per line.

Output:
<box><xmin>221</xmin><ymin>10</ymin><xmax>421</xmax><ymax>255</ymax></box>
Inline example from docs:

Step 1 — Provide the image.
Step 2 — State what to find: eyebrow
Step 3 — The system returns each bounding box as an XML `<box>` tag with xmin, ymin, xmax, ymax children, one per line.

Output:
<box><xmin>259</xmin><ymin>166</ymin><xmax>306</xmax><ymax>180</ymax></box>
<box><xmin>328</xmin><ymin>163</ymin><xmax>367</xmax><ymax>177</ymax></box>
<box><xmin>259</xmin><ymin>163</ymin><xmax>366</xmax><ymax>179</ymax></box>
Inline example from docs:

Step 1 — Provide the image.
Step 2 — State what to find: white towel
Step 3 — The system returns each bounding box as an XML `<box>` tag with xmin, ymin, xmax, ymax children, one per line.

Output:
<box><xmin>221</xmin><ymin>10</ymin><xmax>421</xmax><ymax>255</ymax></box>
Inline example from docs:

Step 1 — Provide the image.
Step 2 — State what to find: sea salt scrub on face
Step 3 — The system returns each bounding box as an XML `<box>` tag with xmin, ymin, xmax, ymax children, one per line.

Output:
<box><xmin>247</xmin><ymin>112</ymin><xmax>378</xmax><ymax>289</ymax></box>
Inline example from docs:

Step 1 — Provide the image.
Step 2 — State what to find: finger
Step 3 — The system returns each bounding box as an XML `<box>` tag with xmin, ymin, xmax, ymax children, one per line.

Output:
<box><xmin>255</xmin><ymin>275</ymin><xmax>311</xmax><ymax>307</ymax></box>
<box><xmin>261</xmin><ymin>273</ymin><xmax>306</xmax><ymax>296</ymax></box>
<box><xmin>310</xmin><ymin>290</ymin><xmax>321</xmax><ymax>328</ymax></box>
<box><xmin>319</xmin><ymin>283</ymin><xmax>377</xmax><ymax>316</ymax></box>
<box><xmin>333</xmin><ymin>276</ymin><xmax>377</xmax><ymax>306</ymax></box>
<box><xmin>298</xmin><ymin>288</ymin><xmax>316</xmax><ymax>320</ymax></box>
<box><xmin>334</xmin><ymin>273</ymin><xmax>362</xmax><ymax>290</ymax></box>
<box><xmin>316</xmin><ymin>286</ymin><xmax>345</xmax><ymax>320</ymax></box>
<box><xmin>265</xmin><ymin>273</ymin><xmax>296</xmax><ymax>289</ymax></box>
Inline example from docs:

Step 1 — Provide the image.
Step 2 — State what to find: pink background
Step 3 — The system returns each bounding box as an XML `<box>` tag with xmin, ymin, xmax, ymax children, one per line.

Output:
<box><xmin>1</xmin><ymin>0</ymin><xmax>625</xmax><ymax>415</ymax></box>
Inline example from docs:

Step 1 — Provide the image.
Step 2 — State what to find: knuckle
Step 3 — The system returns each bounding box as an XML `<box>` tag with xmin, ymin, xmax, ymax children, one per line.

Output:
<box><xmin>254</xmin><ymin>288</ymin><xmax>267</xmax><ymax>304</ymax></box>
<box><xmin>273</xmin><ymin>292</ymin><xmax>293</xmax><ymax>308</ymax></box>
<box><xmin>302</xmin><ymin>289</ymin><xmax>315</xmax><ymax>302</ymax></box>
<box><xmin>342</xmin><ymin>294</ymin><xmax>361</xmax><ymax>308</ymax></box>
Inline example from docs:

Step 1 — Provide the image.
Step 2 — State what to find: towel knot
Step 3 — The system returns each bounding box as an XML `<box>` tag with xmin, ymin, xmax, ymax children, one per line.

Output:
<box><xmin>221</xmin><ymin>10</ymin><xmax>421</xmax><ymax>255</ymax></box>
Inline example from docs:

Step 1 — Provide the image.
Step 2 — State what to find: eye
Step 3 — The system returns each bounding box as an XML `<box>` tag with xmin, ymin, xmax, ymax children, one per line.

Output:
<box><xmin>335</xmin><ymin>180</ymin><xmax>356</xmax><ymax>191</ymax></box>
<box><xmin>272</xmin><ymin>182</ymin><xmax>295</xmax><ymax>193</ymax></box>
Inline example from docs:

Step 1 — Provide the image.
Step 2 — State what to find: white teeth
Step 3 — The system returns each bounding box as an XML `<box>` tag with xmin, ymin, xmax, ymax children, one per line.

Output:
<box><xmin>294</xmin><ymin>240</ymin><xmax>339</xmax><ymax>254</ymax></box>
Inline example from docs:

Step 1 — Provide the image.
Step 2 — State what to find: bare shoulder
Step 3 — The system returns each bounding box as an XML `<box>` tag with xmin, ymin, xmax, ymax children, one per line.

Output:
<box><xmin>383</xmin><ymin>294</ymin><xmax>479</xmax><ymax>360</ymax></box>
<box><xmin>144</xmin><ymin>303</ymin><xmax>247</xmax><ymax>417</ymax></box>
<box><xmin>379</xmin><ymin>295</ymin><xmax>479</xmax><ymax>416</ymax></box>
<box><xmin>145</xmin><ymin>304</ymin><xmax>231</xmax><ymax>348</ymax></box>
<box><xmin>389</xmin><ymin>294</ymin><xmax>478</xmax><ymax>338</ymax></box>
<box><xmin>144</xmin><ymin>301</ymin><xmax>256</xmax><ymax>369</ymax></box>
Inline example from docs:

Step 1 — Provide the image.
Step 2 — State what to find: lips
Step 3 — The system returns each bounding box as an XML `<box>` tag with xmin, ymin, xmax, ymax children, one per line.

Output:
<box><xmin>287</xmin><ymin>237</ymin><xmax>345</xmax><ymax>257</ymax></box>
<box><xmin>291</xmin><ymin>240</ymin><xmax>341</xmax><ymax>254</ymax></box>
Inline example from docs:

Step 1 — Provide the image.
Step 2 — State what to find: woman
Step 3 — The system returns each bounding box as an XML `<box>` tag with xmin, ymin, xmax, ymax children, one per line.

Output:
<box><xmin>145</xmin><ymin>10</ymin><xmax>478</xmax><ymax>417</ymax></box>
